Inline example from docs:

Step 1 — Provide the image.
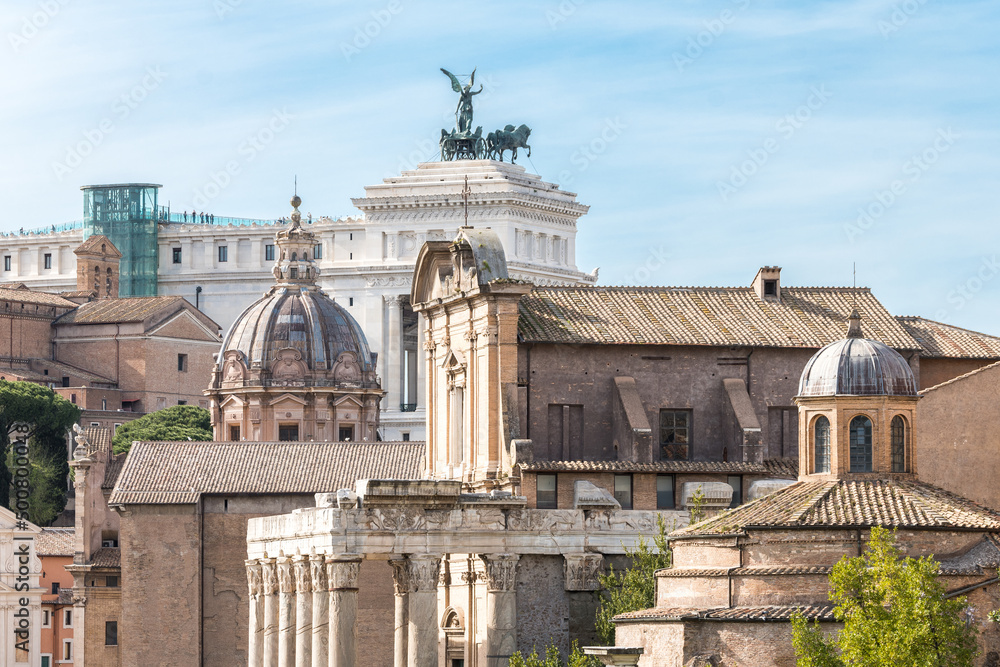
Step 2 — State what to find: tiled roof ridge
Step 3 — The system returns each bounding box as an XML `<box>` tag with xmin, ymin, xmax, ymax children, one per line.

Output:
<box><xmin>919</xmin><ymin>358</ymin><xmax>1000</xmax><ymax>395</ymax></box>
<box><xmin>613</xmin><ymin>603</ymin><xmax>836</xmax><ymax>622</ymax></box>
<box><xmin>530</xmin><ymin>285</ymin><xmax>874</xmax><ymax>293</ymax></box>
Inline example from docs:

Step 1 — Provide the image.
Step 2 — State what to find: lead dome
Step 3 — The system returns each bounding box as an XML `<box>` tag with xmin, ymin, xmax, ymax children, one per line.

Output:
<box><xmin>798</xmin><ymin>309</ymin><xmax>916</xmax><ymax>397</ymax></box>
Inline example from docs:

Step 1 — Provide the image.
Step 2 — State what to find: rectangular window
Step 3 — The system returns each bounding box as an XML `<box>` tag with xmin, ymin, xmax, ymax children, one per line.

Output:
<box><xmin>728</xmin><ymin>475</ymin><xmax>743</xmax><ymax>508</ymax></box>
<box><xmin>339</xmin><ymin>425</ymin><xmax>354</xmax><ymax>441</ymax></box>
<box><xmin>218</xmin><ymin>245</ymin><xmax>228</xmax><ymax>262</ymax></box>
<box><xmin>178</xmin><ymin>353</ymin><xmax>188</xmax><ymax>372</ymax></box>
<box><xmin>614</xmin><ymin>474</ymin><xmax>633</xmax><ymax>509</ymax></box>
<box><xmin>349</xmin><ymin>297</ymin><xmax>354</xmax><ymax>307</ymax></box>
<box><xmin>265</xmin><ymin>244</ymin><xmax>275</xmax><ymax>261</ymax></box>
<box><xmin>349</xmin><ymin>252</ymin><xmax>353</xmax><ymax>260</ymax></box>
<box><xmin>113</xmin><ymin>422</ymin><xmax>122</xmax><ymax>433</ymax></box>
<box><xmin>401</xmin><ymin>432</ymin><xmax>410</xmax><ymax>441</ymax></box>
<box><xmin>63</xmin><ymin>609</ymin><xmax>73</xmax><ymax>628</ymax></box>
<box><xmin>536</xmin><ymin>474</ymin><xmax>557</xmax><ymax>509</ymax></box>
<box><xmin>229</xmin><ymin>425</ymin><xmax>240</xmax><ymax>441</ymax></box>
<box><xmin>41</xmin><ymin>656</ymin><xmax>51</xmax><ymax>667</ymax></box>
<box><xmin>43</xmin><ymin>253</ymin><xmax>52</xmax><ymax>269</ymax></box>
<box><xmin>3</xmin><ymin>255</ymin><xmax>10</xmax><ymax>271</ymax></box>
<box><xmin>177</xmin><ymin>400</ymin><xmax>187</xmax><ymax>405</ymax></box>
<box><xmin>52</xmin><ymin>582</ymin><xmax>60</xmax><ymax>595</ymax></box>
<box><xmin>764</xmin><ymin>279</ymin><xmax>777</xmax><ymax>296</ymax></box>
<box><xmin>278</xmin><ymin>424</ymin><xmax>298</xmax><ymax>441</ymax></box>
<box><xmin>63</xmin><ymin>640</ymin><xmax>72</xmax><ymax>660</ymax></box>
<box><xmin>659</xmin><ymin>409</ymin><xmax>691</xmax><ymax>460</ymax></box>
<box><xmin>656</xmin><ymin>475</ymin><xmax>675</xmax><ymax>509</ymax></box>
<box><xmin>289</xmin><ymin>267</ymin><xmax>298</xmax><ymax>279</ymax></box>
<box><xmin>101</xmin><ymin>398</ymin><xmax>107</xmax><ymax>410</ymax></box>
<box><xmin>105</xmin><ymin>621</ymin><xmax>118</xmax><ymax>646</ymax></box>
<box><xmin>314</xmin><ymin>243</ymin><xmax>323</xmax><ymax>259</ymax></box>
<box><xmin>62</xmin><ymin>376</ymin><xmax>70</xmax><ymax>387</ymax></box>
<box><xmin>106</xmin><ymin>575</ymin><xmax>118</xmax><ymax>587</ymax></box>
<box><xmin>70</xmin><ymin>393</ymin><xmax>76</xmax><ymax>404</ymax></box>
<box><xmin>172</xmin><ymin>247</ymin><xmax>182</xmax><ymax>264</ymax></box>
<box><xmin>42</xmin><ymin>609</ymin><xmax>51</xmax><ymax>627</ymax></box>
<box><xmin>349</xmin><ymin>233</ymin><xmax>353</xmax><ymax>241</ymax></box>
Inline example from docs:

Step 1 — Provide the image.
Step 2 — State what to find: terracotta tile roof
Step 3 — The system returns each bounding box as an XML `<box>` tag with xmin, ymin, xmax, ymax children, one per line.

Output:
<box><xmin>90</xmin><ymin>547</ymin><xmax>120</xmax><ymax>568</ymax></box>
<box><xmin>0</xmin><ymin>286</ymin><xmax>77</xmax><ymax>308</ymax></box>
<box><xmin>897</xmin><ymin>317</ymin><xmax>1000</xmax><ymax>358</ymax></box>
<box><xmin>102</xmin><ymin>453</ymin><xmax>127</xmax><ymax>490</ymax></box>
<box><xmin>518</xmin><ymin>286</ymin><xmax>918</xmax><ymax>349</ymax></box>
<box><xmin>658</xmin><ymin>565</ymin><xmax>832</xmax><ymax>577</ymax></box>
<box><xmin>519</xmin><ymin>458</ymin><xmax>797</xmax><ymax>477</ymax></box>
<box><xmin>672</xmin><ymin>479</ymin><xmax>1000</xmax><ymax>537</ymax></box>
<box><xmin>74</xmin><ymin>234</ymin><xmax>121</xmax><ymax>257</ymax></box>
<box><xmin>614</xmin><ymin>604</ymin><xmax>835</xmax><ymax>622</ymax></box>
<box><xmin>36</xmin><ymin>528</ymin><xmax>75</xmax><ymax>556</ymax></box>
<box><xmin>54</xmin><ymin>296</ymin><xmax>187</xmax><ymax>324</ymax></box>
<box><xmin>108</xmin><ymin>441</ymin><xmax>425</xmax><ymax>505</ymax></box>
<box><xmin>84</xmin><ymin>427</ymin><xmax>113</xmax><ymax>454</ymax></box>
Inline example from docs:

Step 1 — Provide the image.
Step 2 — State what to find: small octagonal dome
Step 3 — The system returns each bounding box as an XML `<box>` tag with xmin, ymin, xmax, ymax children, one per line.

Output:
<box><xmin>798</xmin><ymin>311</ymin><xmax>916</xmax><ymax>397</ymax></box>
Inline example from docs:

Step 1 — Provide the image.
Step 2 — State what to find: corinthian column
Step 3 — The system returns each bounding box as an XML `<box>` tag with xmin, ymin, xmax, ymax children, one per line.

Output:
<box><xmin>327</xmin><ymin>555</ymin><xmax>362</xmax><ymax>667</ymax></box>
<box><xmin>247</xmin><ymin>560</ymin><xmax>263</xmax><ymax>667</ymax></box>
<box><xmin>388</xmin><ymin>557</ymin><xmax>409</xmax><ymax>667</ymax></box>
<box><xmin>262</xmin><ymin>559</ymin><xmax>279</xmax><ymax>667</ymax></box>
<box><xmin>406</xmin><ymin>554</ymin><xmax>442</xmax><ymax>667</ymax></box>
<box><xmin>277</xmin><ymin>556</ymin><xmax>297</xmax><ymax>667</ymax></box>
<box><xmin>293</xmin><ymin>556</ymin><xmax>313</xmax><ymax>667</ymax></box>
<box><xmin>310</xmin><ymin>556</ymin><xmax>328</xmax><ymax>667</ymax></box>
<box><xmin>480</xmin><ymin>554</ymin><xmax>520</xmax><ymax>667</ymax></box>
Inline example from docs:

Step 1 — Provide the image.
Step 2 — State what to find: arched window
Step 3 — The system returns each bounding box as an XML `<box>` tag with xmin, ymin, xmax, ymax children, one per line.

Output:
<box><xmin>891</xmin><ymin>415</ymin><xmax>906</xmax><ymax>472</ymax></box>
<box><xmin>291</xmin><ymin>251</ymin><xmax>297</xmax><ymax>261</ymax></box>
<box><xmin>814</xmin><ymin>416</ymin><xmax>831</xmax><ymax>473</ymax></box>
<box><xmin>849</xmin><ymin>416</ymin><xmax>873</xmax><ymax>472</ymax></box>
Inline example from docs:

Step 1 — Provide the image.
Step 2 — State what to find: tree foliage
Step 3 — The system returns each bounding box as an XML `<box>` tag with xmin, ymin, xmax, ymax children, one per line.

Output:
<box><xmin>0</xmin><ymin>380</ymin><xmax>80</xmax><ymax>521</ymax></box>
<box><xmin>595</xmin><ymin>514</ymin><xmax>671</xmax><ymax>645</ymax></box>
<box><xmin>792</xmin><ymin>527</ymin><xmax>978</xmax><ymax>667</ymax></box>
<box><xmin>112</xmin><ymin>405</ymin><xmax>213</xmax><ymax>454</ymax></box>
<box><xmin>509</xmin><ymin>640</ymin><xmax>601</xmax><ymax>667</ymax></box>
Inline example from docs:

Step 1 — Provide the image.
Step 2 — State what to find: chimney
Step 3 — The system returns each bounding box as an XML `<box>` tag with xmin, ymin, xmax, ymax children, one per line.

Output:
<box><xmin>752</xmin><ymin>266</ymin><xmax>781</xmax><ymax>301</ymax></box>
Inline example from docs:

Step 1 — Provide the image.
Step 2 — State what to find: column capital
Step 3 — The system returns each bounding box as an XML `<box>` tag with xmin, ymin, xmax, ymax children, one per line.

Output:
<box><xmin>389</xmin><ymin>556</ymin><xmax>409</xmax><ymax>596</ymax></box>
<box><xmin>384</xmin><ymin>294</ymin><xmax>404</xmax><ymax>307</ymax></box>
<box><xmin>261</xmin><ymin>558</ymin><xmax>278</xmax><ymax>596</ymax></box>
<box><xmin>326</xmin><ymin>555</ymin><xmax>362</xmax><ymax>590</ymax></box>
<box><xmin>293</xmin><ymin>556</ymin><xmax>312</xmax><ymax>594</ymax></box>
<box><xmin>277</xmin><ymin>556</ymin><xmax>296</xmax><ymax>594</ymax></box>
<box><xmin>246</xmin><ymin>559</ymin><xmax>263</xmax><ymax>598</ymax></box>
<box><xmin>310</xmin><ymin>554</ymin><xmax>328</xmax><ymax>592</ymax></box>
<box><xmin>563</xmin><ymin>553</ymin><xmax>604</xmax><ymax>591</ymax></box>
<box><xmin>479</xmin><ymin>553</ymin><xmax>520</xmax><ymax>592</ymax></box>
<box><xmin>405</xmin><ymin>554</ymin><xmax>442</xmax><ymax>593</ymax></box>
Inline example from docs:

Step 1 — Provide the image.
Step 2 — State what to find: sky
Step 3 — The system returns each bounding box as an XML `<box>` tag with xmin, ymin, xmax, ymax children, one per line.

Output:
<box><xmin>1</xmin><ymin>0</ymin><xmax>998</xmax><ymax>333</ymax></box>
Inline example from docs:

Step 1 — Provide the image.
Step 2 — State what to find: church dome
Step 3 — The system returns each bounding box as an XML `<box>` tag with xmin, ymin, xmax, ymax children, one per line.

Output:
<box><xmin>221</xmin><ymin>285</ymin><xmax>375</xmax><ymax>379</ymax></box>
<box><xmin>798</xmin><ymin>311</ymin><xmax>916</xmax><ymax>397</ymax></box>
<box><xmin>215</xmin><ymin>195</ymin><xmax>377</xmax><ymax>387</ymax></box>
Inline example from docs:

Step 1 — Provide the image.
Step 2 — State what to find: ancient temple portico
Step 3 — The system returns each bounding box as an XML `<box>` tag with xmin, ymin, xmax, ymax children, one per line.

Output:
<box><xmin>246</xmin><ymin>480</ymin><xmax>686</xmax><ymax>667</ymax></box>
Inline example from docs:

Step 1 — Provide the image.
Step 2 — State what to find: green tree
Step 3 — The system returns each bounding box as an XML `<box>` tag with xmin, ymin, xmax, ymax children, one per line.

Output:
<box><xmin>509</xmin><ymin>640</ymin><xmax>601</xmax><ymax>667</ymax></box>
<box><xmin>792</xmin><ymin>527</ymin><xmax>978</xmax><ymax>667</ymax></box>
<box><xmin>112</xmin><ymin>405</ymin><xmax>213</xmax><ymax>454</ymax></box>
<box><xmin>595</xmin><ymin>514</ymin><xmax>671</xmax><ymax>645</ymax></box>
<box><xmin>0</xmin><ymin>380</ymin><xmax>80</xmax><ymax>522</ymax></box>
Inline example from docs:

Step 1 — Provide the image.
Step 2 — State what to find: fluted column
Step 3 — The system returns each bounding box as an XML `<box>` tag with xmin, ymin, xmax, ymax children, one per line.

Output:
<box><xmin>262</xmin><ymin>558</ymin><xmax>279</xmax><ymax>667</ymax></box>
<box><xmin>406</xmin><ymin>554</ymin><xmax>442</xmax><ymax>667</ymax></box>
<box><xmin>247</xmin><ymin>560</ymin><xmax>264</xmax><ymax>667</ymax></box>
<box><xmin>293</xmin><ymin>556</ymin><xmax>313</xmax><ymax>667</ymax></box>
<box><xmin>327</xmin><ymin>555</ymin><xmax>362</xmax><ymax>667</ymax></box>
<box><xmin>388</xmin><ymin>557</ymin><xmax>410</xmax><ymax>667</ymax></box>
<box><xmin>480</xmin><ymin>554</ymin><xmax>520</xmax><ymax>667</ymax></box>
<box><xmin>310</xmin><ymin>556</ymin><xmax>329</xmax><ymax>667</ymax></box>
<box><xmin>385</xmin><ymin>295</ymin><xmax>403</xmax><ymax>413</ymax></box>
<box><xmin>277</xmin><ymin>556</ymin><xmax>297</xmax><ymax>667</ymax></box>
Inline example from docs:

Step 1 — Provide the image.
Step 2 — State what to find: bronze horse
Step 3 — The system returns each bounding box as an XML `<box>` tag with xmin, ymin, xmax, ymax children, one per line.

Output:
<box><xmin>486</xmin><ymin>124</ymin><xmax>532</xmax><ymax>163</ymax></box>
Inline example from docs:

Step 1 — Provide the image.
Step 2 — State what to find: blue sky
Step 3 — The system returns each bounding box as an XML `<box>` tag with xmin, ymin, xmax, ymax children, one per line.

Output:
<box><xmin>2</xmin><ymin>0</ymin><xmax>998</xmax><ymax>333</ymax></box>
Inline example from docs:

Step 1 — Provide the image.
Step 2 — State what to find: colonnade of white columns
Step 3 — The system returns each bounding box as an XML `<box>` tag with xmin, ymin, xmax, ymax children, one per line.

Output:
<box><xmin>248</xmin><ymin>552</ymin><xmax>521</xmax><ymax>667</ymax></box>
<box><xmin>246</xmin><ymin>554</ymin><xmax>362</xmax><ymax>667</ymax></box>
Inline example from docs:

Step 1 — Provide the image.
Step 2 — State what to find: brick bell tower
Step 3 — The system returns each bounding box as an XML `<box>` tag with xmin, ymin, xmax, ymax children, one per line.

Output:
<box><xmin>74</xmin><ymin>235</ymin><xmax>122</xmax><ymax>298</ymax></box>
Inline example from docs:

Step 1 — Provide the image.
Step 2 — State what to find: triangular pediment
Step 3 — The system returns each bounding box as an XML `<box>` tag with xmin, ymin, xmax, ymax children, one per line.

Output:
<box><xmin>271</xmin><ymin>393</ymin><xmax>308</xmax><ymax>407</ymax></box>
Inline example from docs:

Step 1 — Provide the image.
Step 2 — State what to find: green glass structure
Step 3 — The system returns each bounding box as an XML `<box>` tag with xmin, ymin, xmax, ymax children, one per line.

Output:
<box><xmin>81</xmin><ymin>183</ymin><xmax>161</xmax><ymax>297</ymax></box>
